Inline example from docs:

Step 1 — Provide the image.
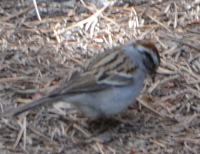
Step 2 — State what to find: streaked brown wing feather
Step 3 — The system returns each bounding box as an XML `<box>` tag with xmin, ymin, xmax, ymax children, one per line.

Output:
<box><xmin>49</xmin><ymin>73</ymin><xmax>111</xmax><ymax>96</ymax></box>
<box><xmin>50</xmin><ymin>47</ymin><xmax>138</xmax><ymax>96</ymax></box>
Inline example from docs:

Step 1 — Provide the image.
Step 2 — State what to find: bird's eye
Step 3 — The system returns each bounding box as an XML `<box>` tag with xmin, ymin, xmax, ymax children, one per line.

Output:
<box><xmin>143</xmin><ymin>51</ymin><xmax>156</xmax><ymax>71</ymax></box>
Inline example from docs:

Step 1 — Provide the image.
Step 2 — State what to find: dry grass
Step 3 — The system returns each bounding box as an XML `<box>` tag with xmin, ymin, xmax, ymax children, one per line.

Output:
<box><xmin>0</xmin><ymin>0</ymin><xmax>200</xmax><ymax>153</ymax></box>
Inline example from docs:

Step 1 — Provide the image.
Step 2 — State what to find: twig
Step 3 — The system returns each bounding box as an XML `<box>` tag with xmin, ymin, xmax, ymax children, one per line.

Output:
<box><xmin>28</xmin><ymin>125</ymin><xmax>54</xmax><ymax>142</ymax></box>
<box><xmin>73</xmin><ymin>123</ymin><xmax>91</xmax><ymax>138</ymax></box>
<box><xmin>167</xmin><ymin>37</ymin><xmax>199</xmax><ymax>51</ymax></box>
<box><xmin>137</xmin><ymin>97</ymin><xmax>166</xmax><ymax>118</ymax></box>
<box><xmin>173</xmin><ymin>2</ymin><xmax>177</xmax><ymax>29</ymax></box>
<box><xmin>187</xmin><ymin>87</ymin><xmax>200</xmax><ymax>99</ymax></box>
<box><xmin>0</xmin><ymin>77</ymin><xmax>36</xmax><ymax>82</ymax></box>
<box><xmin>65</xmin><ymin>3</ymin><xmax>110</xmax><ymax>31</ymax></box>
<box><xmin>148</xmin><ymin>75</ymin><xmax>180</xmax><ymax>93</ymax></box>
<box><xmin>146</xmin><ymin>13</ymin><xmax>171</xmax><ymax>31</ymax></box>
<box><xmin>2</xmin><ymin>6</ymin><xmax>34</xmax><ymax>21</ymax></box>
<box><xmin>23</xmin><ymin>116</ymin><xmax>27</xmax><ymax>149</ymax></box>
<box><xmin>13</xmin><ymin>118</ymin><xmax>26</xmax><ymax>149</ymax></box>
<box><xmin>33</xmin><ymin>0</ymin><xmax>41</xmax><ymax>21</ymax></box>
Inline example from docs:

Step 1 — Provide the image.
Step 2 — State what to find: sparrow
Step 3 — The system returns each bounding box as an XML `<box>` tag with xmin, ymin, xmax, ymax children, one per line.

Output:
<box><xmin>2</xmin><ymin>40</ymin><xmax>160</xmax><ymax>118</ymax></box>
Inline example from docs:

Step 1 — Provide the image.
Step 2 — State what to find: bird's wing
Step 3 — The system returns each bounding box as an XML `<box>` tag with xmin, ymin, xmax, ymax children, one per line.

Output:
<box><xmin>49</xmin><ymin>49</ymin><xmax>138</xmax><ymax>96</ymax></box>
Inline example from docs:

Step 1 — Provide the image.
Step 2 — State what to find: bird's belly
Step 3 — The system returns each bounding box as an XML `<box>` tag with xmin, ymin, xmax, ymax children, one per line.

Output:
<box><xmin>63</xmin><ymin>84</ymin><xmax>142</xmax><ymax>118</ymax></box>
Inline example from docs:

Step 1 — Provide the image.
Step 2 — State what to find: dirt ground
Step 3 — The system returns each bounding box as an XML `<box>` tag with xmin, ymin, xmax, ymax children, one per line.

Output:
<box><xmin>0</xmin><ymin>0</ymin><xmax>200</xmax><ymax>154</ymax></box>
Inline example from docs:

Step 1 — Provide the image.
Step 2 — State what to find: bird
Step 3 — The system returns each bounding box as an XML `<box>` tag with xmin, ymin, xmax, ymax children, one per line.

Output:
<box><xmin>2</xmin><ymin>40</ymin><xmax>160</xmax><ymax>119</ymax></box>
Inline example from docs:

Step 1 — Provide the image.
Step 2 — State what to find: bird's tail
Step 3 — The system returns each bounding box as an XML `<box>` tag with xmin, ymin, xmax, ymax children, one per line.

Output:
<box><xmin>1</xmin><ymin>96</ymin><xmax>63</xmax><ymax>118</ymax></box>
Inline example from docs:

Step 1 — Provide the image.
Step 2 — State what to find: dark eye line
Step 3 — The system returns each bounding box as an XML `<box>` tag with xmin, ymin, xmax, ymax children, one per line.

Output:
<box><xmin>143</xmin><ymin>51</ymin><xmax>156</xmax><ymax>70</ymax></box>
<box><xmin>145</xmin><ymin>51</ymin><xmax>155</xmax><ymax>63</ymax></box>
